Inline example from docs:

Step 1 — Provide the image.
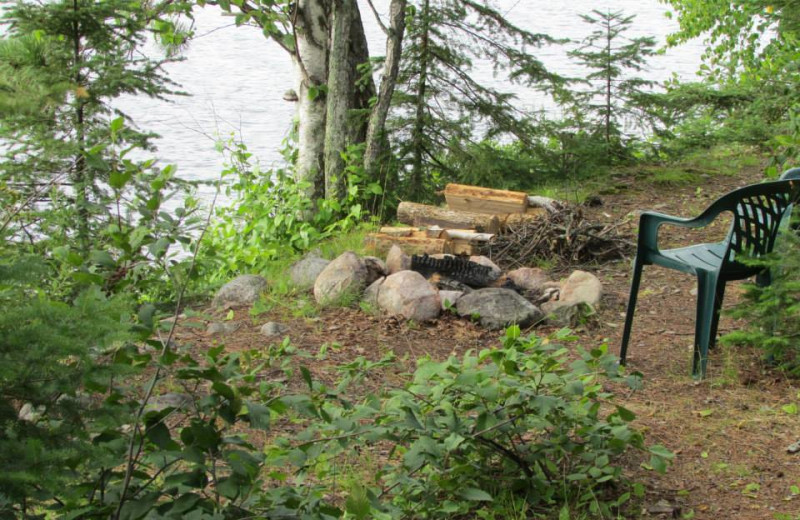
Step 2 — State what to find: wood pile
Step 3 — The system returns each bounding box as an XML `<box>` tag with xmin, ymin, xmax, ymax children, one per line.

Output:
<box><xmin>476</xmin><ymin>206</ymin><xmax>635</xmax><ymax>268</ymax></box>
<box><xmin>367</xmin><ymin>183</ymin><xmax>553</xmax><ymax>255</ymax></box>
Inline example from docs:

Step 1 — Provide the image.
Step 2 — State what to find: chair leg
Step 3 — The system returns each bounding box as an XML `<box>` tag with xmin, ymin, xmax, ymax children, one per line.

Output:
<box><xmin>692</xmin><ymin>271</ymin><xmax>719</xmax><ymax>379</ymax></box>
<box><xmin>620</xmin><ymin>257</ymin><xmax>644</xmax><ymax>366</ymax></box>
<box><xmin>709</xmin><ymin>280</ymin><xmax>727</xmax><ymax>350</ymax></box>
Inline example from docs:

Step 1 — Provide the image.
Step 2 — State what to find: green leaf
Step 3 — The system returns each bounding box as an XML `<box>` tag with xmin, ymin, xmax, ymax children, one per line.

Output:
<box><xmin>649</xmin><ymin>444</ymin><xmax>674</xmax><ymax>459</ymax></box>
<box><xmin>212</xmin><ymin>381</ymin><xmax>235</xmax><ymax>401</ymax></box>
<box><xmin>458</xmin><ymin>488</ymin><xmax>493</xmax><ymax>501</ymax></box>
<box><xmin>300</xmin><ymin>366</ymin><xmax>313</xmax><ymax>390</ymax></box>
<box><xmin>90</xmin><ymin>249</ymin><xmax>116</xmax><ymax>268</ymax></box>
<box><xmin>649</xmin><ymin>454</ymin><xmax>668</xmax><ymax>474</ymax></box>
<box><xmin>616</xmin><ymin>405</ymin><xmax>636</xmax><ymax>421</ymax></box>
<box><xmin>109</xmin><ymin>170</ymin><xmax>132</xmax><ymax>190</ymax></box>
<box><xmin>146</xmin><ymin>422</ymin><xmax>178</xmax><ymax>450</ymax></box>
<box><xmin>245</xmin><ymin>400</ymin><xmax>271</xmax><ymax>430</ymax></box>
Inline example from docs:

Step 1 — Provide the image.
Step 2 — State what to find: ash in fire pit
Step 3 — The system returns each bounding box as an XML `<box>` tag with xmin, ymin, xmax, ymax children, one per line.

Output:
<box><xmin>411</xmin><ymin>254</ymin><xmax>499</xmax><ymax>288</ymax></box>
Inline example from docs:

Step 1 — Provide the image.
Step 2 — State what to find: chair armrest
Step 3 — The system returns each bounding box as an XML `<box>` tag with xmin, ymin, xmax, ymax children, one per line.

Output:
<box><xmin>638</xmin><ymin>210</ymin><xmax>718</xmax><ymax>252</ymax></box>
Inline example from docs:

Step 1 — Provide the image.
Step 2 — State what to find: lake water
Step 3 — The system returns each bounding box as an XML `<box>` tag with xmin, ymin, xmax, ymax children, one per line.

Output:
<box><xmin>118</xmin><ymin>0</ymin><xmax>707</xmax><ymax>204</ymax></box>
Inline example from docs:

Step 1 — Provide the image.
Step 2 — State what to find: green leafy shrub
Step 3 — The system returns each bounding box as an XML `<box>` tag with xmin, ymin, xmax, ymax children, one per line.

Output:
<box><xmin>290</xmin><ymin>327</ymin><xmax>672</xmax><ymax>519</ymax></box>
<box><xmin>724</xmin><ymin>227</ymin><xmax>800</xmax><ymax>375</ymax></box>
<box><xmin>205</xmin><ymin>139</ymin><xmax>379</xmax><ymax>279</ymax></box>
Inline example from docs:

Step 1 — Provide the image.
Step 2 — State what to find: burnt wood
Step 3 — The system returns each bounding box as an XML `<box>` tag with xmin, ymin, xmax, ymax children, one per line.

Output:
<box><xmin>411</xmin><ymin>254</ymin><xmax>496</xmax><ymax>287</ymax></box>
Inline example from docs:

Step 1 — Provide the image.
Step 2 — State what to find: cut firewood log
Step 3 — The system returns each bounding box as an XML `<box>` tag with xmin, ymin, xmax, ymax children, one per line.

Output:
<box><xmin>442</xmin><ymin>229</ymin><xmax>493</xmax><ymax>255</ymax></box>
<box><xmin>365</xmin><ymin>233</ymin><xmax>448</xmax><ymax>254</ymax></box>
<box><xmin>442</xmin><ymin>229</ymin><xmax>494</xmax><ymax>242</ymax></box>
<box><xmin>379</xmin><ymin>226</ymin><xmax>416</xmax><ymax>237</ymax></box>
<box><xmin>527</xmin><ymin>195</ymin><xmax>564</xmax><ymax>213</ymax></box>
<box><xmin>444</xmin><ymin>183</ymin><xmax>528</xmax><ymax>214</ymax></box>
<box><xmin>426</xmin><ymin>226</ymin><xmax>446</xmax><ymax>238</ymax></box>
<box><xmin>397</xmin><ymin>201</ymin><xmax>501</xmax><ymax>233</ymax></box>
<box><xmin>447</xmin><ymin>240</ymin><xmax>476</xmax><ymax>255</ymax></box>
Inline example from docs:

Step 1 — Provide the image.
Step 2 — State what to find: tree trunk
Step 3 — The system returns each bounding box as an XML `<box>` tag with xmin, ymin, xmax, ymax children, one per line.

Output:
<box><xmin>293</xmin><ymin>0</ymin><xmax>330</xmax><ymax>203</ymax></box>
<box><xmin>72</xmin><ymin>0</ymin><xmax>90</xmax><ymax>256</ymax></box>
<box><xmin>324</xmin><ymin>0</ymin><xmax>356</xmax><ymax>201</ymax></box>
<box><xmin>363</xmin><ymin>0</ymin><xmax>407</xmax><ymax>180</ymax></box>
<box><xmin>410</xmin><ymin>0</ymin><xmax>430</xmax><ymax>201</ymax></box>
<box><xmin>604</xmin><ymin>13</ymin><xmax>612</xmax><ymax>160</ymax></box>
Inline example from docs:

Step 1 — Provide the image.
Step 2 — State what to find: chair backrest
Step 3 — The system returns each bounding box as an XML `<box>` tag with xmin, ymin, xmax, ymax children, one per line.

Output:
<box><xmin>721</xmin><ymin>180</ymin><xmax>800</xmax><ymax>265</ymax></box>
<box><xmin>780</xmin><ymin>167</ymin><xmax>800</xmax><ymax>180</ymax></box>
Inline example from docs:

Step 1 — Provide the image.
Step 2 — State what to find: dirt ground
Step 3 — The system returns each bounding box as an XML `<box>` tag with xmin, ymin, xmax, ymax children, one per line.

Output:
<box><xmin>172</xmin><ymin>166</ymin><xmax>800</xmax><ymax>519</ymax></box>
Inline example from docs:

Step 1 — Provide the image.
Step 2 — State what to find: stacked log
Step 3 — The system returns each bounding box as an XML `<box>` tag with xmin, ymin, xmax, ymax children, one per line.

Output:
<box><xmin>367</xmin><ymin>183</ymin><xmax>559</xmax><ymax>255</ymax></box>
<box><xmin>396</xmin><ymin>202</ymin><xmax>500</xmax><ymax>233</ymax></box>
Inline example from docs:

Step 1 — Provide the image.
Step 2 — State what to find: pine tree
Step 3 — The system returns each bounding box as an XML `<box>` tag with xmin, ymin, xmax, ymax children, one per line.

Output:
<box><xmin>568</xmin><ymin>9</ymin><xmax>656</xmax><ymax>163</ymax></box>
<box><xmin>389</xmin><ymin>0</ymin><xmax>563</xmax><ymax>201</ymax></box>
<box><xmin>0</xmin><ymin>0</ymin><xmax>178</xmax><ymax>256</ymax></box>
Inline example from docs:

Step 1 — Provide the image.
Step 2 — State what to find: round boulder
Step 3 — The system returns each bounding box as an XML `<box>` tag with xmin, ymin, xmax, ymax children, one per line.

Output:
<box><xmin>290</xmin><ymin>253</ymin><xmax>330</xmax><ymax>290</ymax></box>
<box><xmin>560</xmin><ymin>270</ymin><xmax>603</xmax><ymax>306</ymax></box>
<box><xmin>438</xmin><ymin>290</ymin><xmax>464</xmax><ymax>310</ymax></box>
<box><xmin>314</xmin><ymin>251</ymin><xmax>368</xmax><ymax>305</ymax></box>
<box><xmin>261</xmin><ymin>321</ymin><xmax>290</xmax><ymax>337</ymax></box>
<box><xmin>506</xmin><ymin>267</ymin><xmax>550</xmax><ymax>291</ymax></box>
<box><xmin>363</xmin><ymin>256</ymin><xmax>388</xmax><ymax>284</ymax></box>
<box><xmin>377</xmin><ymin>271</ymin><xmax>441</xmax><ymax>322</ymax></box>
<box><xmin>212</xmin><ymin>274</ymin><xmax>268</xmax><ymax>308</ymax></box>
<box><xmin>468</xmin><ymin>255</ymin><xmax>502</xmax><ymax>281</ymax></box>
<box><xmin>363</xmin><ymin>277</ymin><xmax>386</xmax><ymax>307</ymax></box>
<box><xmin>456</xmin><ymin>288</ymin><xmax>544</xmax><ymax>330</ymax></box>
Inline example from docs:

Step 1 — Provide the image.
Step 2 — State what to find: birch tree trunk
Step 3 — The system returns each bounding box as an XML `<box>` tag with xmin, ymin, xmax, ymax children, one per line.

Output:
<box><xmin>293</xmin><ymin>0</ymin><xmax>330</xmax><ymax>202</ymax></box>
<box><xmin>295</xmin><ymin>0</ymin><xmax>375</xmax><ymax>207</ymax></box>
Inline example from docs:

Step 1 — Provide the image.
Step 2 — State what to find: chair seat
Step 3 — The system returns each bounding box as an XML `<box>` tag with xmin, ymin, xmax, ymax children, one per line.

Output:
<box><xmin>651</xmin><ymin>243</ymin><xmax>727</xmax><ymax>274</ymax></box>
<box><xmin>652</xmin><ymin>243</ymin><xmax>762</xmax><ymax>280</ymax></box>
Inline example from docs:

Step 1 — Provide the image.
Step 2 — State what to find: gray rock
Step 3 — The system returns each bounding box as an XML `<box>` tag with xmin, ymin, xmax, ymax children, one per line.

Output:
<box><xmin>18</xmin><ymin>403</ymin><xmax>44</xmax><ymax>422</ymax></box>
<box><xmin>788</xmin><ymin>440</ymin><xmax>800</xmax><ymax>454</ymax></box>
<box><xmin>456</xmin><ymin>288</ymin><xmax>544</xmax><ymax>329</ymax></box>
<box><xmin>147</xmin><ymin>392</ymin><xmax>191</xmax><ymax>412</ymax></box>
<box><xmin>363</xmin><ymin>256</ymin><xmax>388</xmax><ymax>284</ymax></box>
<box><xmin>314</xmin><ymin>251</ymin><xmax>368</xmax><ymax>305</ymax></box>
<box><xmin>206</xmin><ymin>321</ymin><xmax>241</xmax><ymax>336</ymax></box>
<box><xmin>386</xmin><ymin>245</ymin><xmax>411</xmax><ymax>274</ymax></box>
<box><xmin>541</xmin><ymin>300</ymin><xmax>594</xmax><ymax>327</ymax></box>
<box><xmin>283</xmin><ymin>89</ymin><xmax>299</xmax><ymax>102</ymax></box>
<box><xmin>290</xmin><ymin>253</ymin><xmax>330</xmax><ymax>290</ymax></box>
<box><xmin>377</xmin><ymin>271</ymin><xmax>441</xmax><ymax>321</ymax></box>
<box><xmin>212</xmin><ymin>274</ymin><xmax>268</xmax><ymax>308</ymax></box>
<box><xmin>647</xmin><ymin>499</ymin><xmax>680</xmax><ymax>517</ymax></box>
<box><xmin>506</xmin><ymin>267</ymin><xmax>550</xmax><ymax>291</ymax></box>
<box><xmin>261</xmin><ymin>321</ymin><xmax>290</xmax><ymax>337</ymax></box>
<box><xmin>468</xmin><ymin>255</ymin><xmax>502</xmax><ymax>281</ymax></box>
<box><xmin>560</xmin><ymin>270</ymin><xmax>603</xmax><ymax>306</ymax></box>
<box><xmin>363</xmin><ymin>277</ymin><xmax>386</xmax><ymax>307</ymax></box>
<box><xmin>438</xmin><ymin>290</ymin><xmax>464</xmax><ymax>310</ymax></box>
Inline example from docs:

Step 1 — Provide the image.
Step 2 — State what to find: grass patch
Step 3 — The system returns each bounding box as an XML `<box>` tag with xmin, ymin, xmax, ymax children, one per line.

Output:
<box><xmin>651</xmin><ymin>167</ymin><xmax>700</xmax><ymax>186</ymax></box>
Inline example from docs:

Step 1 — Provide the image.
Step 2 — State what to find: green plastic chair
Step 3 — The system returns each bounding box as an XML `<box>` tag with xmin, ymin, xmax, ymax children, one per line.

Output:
<box><xmin>620</xmin><ymin>177</ymin><xmax>800</xmax><ymax>378</ymax></box>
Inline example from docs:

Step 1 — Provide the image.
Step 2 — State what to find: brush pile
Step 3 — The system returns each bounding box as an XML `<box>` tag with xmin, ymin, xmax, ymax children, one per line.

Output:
<box><xmin>478</xmin><ymin>206</ymin><xmax>635</xmax><ymax>268</ymax></box>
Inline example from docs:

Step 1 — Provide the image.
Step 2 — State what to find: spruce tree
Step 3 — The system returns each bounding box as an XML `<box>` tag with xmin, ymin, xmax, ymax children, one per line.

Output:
<box><xmin>568</xmin><ymin>9</ymin><xmax>656</xmax><ymax>163</ymax></box>
<box><xmin>0</xmin><ymin>0</ymin><xmax>178</xmax><ymax>256</ymax></box>
<box><xmin>389</xmin><ymin>0</ymin><xmax>563</xmax><ymax>201</ymax></box>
